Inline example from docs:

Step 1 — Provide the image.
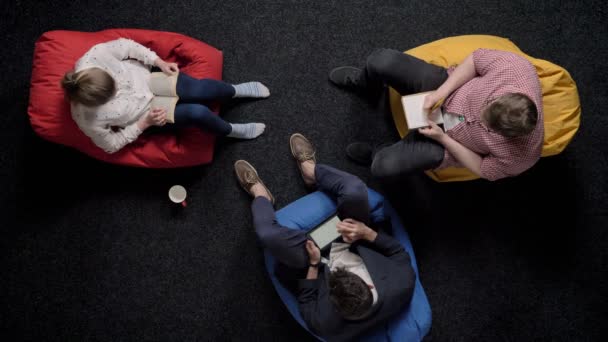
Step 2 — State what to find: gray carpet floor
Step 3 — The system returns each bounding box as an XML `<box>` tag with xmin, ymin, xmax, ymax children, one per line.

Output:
<box><xmin>1</xmin><ymin>1</ymin><xmax>607</xmax><ymax>341</ymax></box>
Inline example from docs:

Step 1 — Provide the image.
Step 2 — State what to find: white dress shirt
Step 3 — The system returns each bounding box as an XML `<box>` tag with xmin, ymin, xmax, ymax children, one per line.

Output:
<box><xmin>71</xmin><ymin>38</ymin><xmax>160</xmax><ymax>153</ymax></box>
<box><xmin>328</xmin><ymin>242</ymin><xmax>378</xmax><ymax>304</ymax></box>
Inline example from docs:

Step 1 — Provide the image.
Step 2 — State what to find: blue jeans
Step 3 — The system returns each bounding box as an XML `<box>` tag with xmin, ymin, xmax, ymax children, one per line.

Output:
<box><xmin>251</xmin><ymin>164</ymin><xmax>370</xmax><ymax>269</ymax></box>
<box><xmin>162</xmin><ymin>73</ymin><xmax>235</xmax><ymax>135</ymax></box>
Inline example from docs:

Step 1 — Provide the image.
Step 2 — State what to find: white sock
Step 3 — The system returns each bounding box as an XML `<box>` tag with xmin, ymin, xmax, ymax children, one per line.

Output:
<box><xmin>232</xmin><ymin>82</ymin><xmax>270</xmax><ymax>98</ymax></box>
<box><xmin>227</xmin><ymin>123</ymin><xmax>266</xmax><ymax>139</ymax></box>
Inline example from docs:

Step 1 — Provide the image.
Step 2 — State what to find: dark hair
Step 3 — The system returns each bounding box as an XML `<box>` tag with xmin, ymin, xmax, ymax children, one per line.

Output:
<box><xmin>483</xmin><ymin>93</ymin><xmax>538</xmax><ymax>137</ymax></box>
<box><xmin>61</xmin><ymin>68</ymin><xmax>116</xmax><ymax>107</ymax></box>
<box><xmin>328</xmin><ymin>268</ymin><xmax>373</xmax><ymax>320</ymax></box>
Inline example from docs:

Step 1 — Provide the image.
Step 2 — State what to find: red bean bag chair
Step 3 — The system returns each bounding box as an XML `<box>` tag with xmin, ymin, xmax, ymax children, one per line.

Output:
<box><xmin>28</xmin><ymin>29</ymin><xmax>223</xmax><ymax>168</ymax></box>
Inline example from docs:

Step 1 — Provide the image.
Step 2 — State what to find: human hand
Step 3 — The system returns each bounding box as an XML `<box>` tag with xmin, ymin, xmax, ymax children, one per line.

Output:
<box><xmin>146</xmin><ymin>108</ymin><xmax>168</xmax><ymax>127</ymax></box>
<box><xmin>418</xmin><ymin>120</ymin><xmax>445</xmax><ymax>142</ymax></box>
<box><xmin>336</xmin><ymin>218</ymin><xmax>376</xmax><ymax>243</ymax></box>
<box><xmin>422</xmin><ymin>91</ymin><xmax>441</xmax><ymax>114</ymax></box>
<box><xmin>155</xmin><ymin>59</ymin><xmax>179</xmax><ymax>76</ymax></box>
<box><xmin>305</xmin><ymin>240</ymin><xmax>321</xmax><ymax>264</ymax></box>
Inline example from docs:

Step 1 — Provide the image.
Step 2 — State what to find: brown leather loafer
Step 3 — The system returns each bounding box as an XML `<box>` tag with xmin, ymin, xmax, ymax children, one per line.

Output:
<box><xmin>289</xmin><ymin>133</ymin><xmax>316</xmax><ymax>185</ymax></box>
<box><xmin>234</xmin><ymin>160</ymin><xmax>275</xmax><ymax>204</ymax></box>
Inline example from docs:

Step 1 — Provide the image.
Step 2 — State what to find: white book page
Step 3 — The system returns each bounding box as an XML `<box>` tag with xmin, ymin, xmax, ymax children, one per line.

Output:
<box><xmin>149</xmin><ymin>96</ymin><xmax>178</xmax><ymax>123</ymax></box>
<box><xmin>401</xmin><ymin>92</ymin><xmax>444</xmax><ymax>129</ymax></box>
<box><xmin>149</xmin><ymin>72</ymin><xmax>178</xmax><ymax>97</ymax></box>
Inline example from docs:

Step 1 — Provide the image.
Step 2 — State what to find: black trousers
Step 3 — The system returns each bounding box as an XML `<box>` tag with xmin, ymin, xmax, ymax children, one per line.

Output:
<box><xmin>251</xmin><ymin>164</ymin><xmax>369</xmax><ymax>269</ymax></box>
<box><xmin>361</xmin><ymin>49</ymin><xmax>449</xmax><ymax>181</ymax></box>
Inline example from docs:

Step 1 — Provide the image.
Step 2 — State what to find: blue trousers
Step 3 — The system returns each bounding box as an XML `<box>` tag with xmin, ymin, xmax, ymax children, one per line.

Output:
<box><xmin>162</xmin><ymin>73</ymin><xmax>235</xmax><ymax>135</ymax></box>
<box><xmin>252</xmin><ymin>164</ymin><xmax>370</xmax><ymax>269</ymax></box>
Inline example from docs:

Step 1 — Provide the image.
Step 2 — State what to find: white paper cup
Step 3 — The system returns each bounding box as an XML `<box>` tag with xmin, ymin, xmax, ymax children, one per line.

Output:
<box><xmin>168</xmin><ymin>185</ymin><xmax>187</xmax><ymax>207</ymax></box>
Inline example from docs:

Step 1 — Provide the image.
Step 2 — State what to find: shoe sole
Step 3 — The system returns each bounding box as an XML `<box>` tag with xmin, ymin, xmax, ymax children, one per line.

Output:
<box><xmin>234</xmin><ymin>160</ymin><xmax>275</xmax><ymax>204</ymax></box>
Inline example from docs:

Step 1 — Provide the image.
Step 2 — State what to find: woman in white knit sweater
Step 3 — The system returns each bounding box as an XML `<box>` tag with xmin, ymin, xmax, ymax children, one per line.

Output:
<box><xmin>62</xmin><ymin>38</ymin><xmax>269</xmax><ymax>154</ymax></box>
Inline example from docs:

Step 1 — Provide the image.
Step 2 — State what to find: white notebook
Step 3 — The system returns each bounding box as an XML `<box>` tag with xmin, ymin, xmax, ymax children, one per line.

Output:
<box><xmin>400</xmin><ymin>91</ymin><xmax>444</xmax><ymax>129</ymax></box>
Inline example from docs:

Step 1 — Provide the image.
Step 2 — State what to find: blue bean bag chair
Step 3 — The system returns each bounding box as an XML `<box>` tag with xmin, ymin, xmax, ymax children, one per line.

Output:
<box><xmin>264</xmin><ymin>188</ymin><xmax>432</xmax><ymax>341</ymax></box>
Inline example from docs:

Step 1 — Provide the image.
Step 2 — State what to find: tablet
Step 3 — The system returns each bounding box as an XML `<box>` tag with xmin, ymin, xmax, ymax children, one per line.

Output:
<box><xmin>307</xmin><ymin>215</ymin><xmax>341</xmax><ymax>251</ymax></box>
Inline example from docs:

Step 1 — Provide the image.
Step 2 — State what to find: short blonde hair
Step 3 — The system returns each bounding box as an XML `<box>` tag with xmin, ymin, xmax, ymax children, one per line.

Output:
<box><xmin>483</xmin><ymin>93</ymin><xmax>538</xmax><ymax>137</ymax></box>
<box><xmin>61</xmin><ymin>68</ymin><xmax>116</xmax><ymax>106</ymax></box>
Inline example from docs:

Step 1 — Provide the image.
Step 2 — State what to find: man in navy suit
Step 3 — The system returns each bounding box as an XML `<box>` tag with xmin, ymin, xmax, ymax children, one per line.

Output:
<box><xmin>234</xmin><ymin>133</ymin><xmax>416</xmax><ymax>341</ymax></box>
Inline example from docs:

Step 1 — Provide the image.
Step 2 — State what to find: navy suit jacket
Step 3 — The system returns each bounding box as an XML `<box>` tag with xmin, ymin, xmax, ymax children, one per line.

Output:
<box><xmin>297</xmin><ymin>230</ymin><xmax>416</xmax><ymax>342</ymax></box>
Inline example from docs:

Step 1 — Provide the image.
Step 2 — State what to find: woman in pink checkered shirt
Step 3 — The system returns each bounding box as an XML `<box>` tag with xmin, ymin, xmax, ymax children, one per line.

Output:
<box><xmin>329</xmin><ymin>48</ymin><xmax>543</xmax><ymax>181</ymax></box>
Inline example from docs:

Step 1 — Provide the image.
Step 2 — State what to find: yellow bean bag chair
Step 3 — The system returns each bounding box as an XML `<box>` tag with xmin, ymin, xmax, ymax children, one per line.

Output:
<box><xmin>389</xmin><ymin>35</ymin><xmax>581</xmax><ymax>182</ymax></box>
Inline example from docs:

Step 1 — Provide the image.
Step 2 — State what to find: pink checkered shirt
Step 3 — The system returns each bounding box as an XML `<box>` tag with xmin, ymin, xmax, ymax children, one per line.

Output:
<box><xmin>438</xmin><ymin>49</ymin><xmax>544</xmax><ymax>181</ymax></box>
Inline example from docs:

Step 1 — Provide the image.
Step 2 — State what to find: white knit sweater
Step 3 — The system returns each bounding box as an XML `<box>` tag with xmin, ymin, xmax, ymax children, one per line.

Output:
<box><xmin>71</xmin><ymin>38</ymin><xmax>160</xmax><ymax>153</ymax></box>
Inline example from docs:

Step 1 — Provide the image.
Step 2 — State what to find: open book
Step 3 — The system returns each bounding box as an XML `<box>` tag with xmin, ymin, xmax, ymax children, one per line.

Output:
<box><xmin>401</xmin><ymin>91</ymin><xmax>444</xmax><ymax>130</ymax></box>
<box><xmin>149</xmin><ymin>72</ymin><xmax>179</xmax><ymax>123</ymax></box>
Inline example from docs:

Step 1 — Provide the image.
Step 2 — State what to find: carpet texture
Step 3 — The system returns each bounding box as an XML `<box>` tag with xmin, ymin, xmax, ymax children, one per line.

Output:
<box><xmin>1</xmin><ymin>1</ymin><xmax>606</xmax><ymax>341</ymax></box>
